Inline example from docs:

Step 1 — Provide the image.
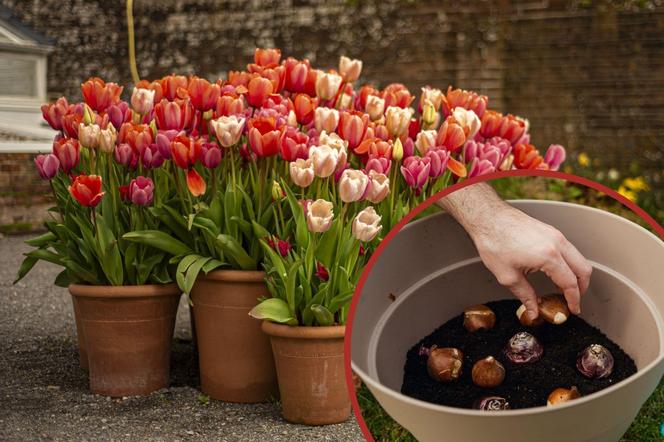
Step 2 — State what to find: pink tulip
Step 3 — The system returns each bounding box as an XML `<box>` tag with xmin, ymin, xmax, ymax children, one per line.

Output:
<box><xmin>41</xmin><ymin>97</ymin><xmax>69</xmax><ymax>131</ymax></box>
<box><xmin>338</xmin><ymin>169</ymin><xmax>370</xmax><ymax>203</ymax></box>
<box><xmin>52</xmin><ymin>137</ymin><xmax>79</xmax><ymax>173</ymax></box>
<box><xmin>337</xmin><ymin>111</ymin><xmax>369</xmax><ymax>150</ymax></box>
<box><xmin>464</xmin><ymin>137</ymin><xmax>512</xmax><ymax>170</ymax></box>
<box><xmin>114</xmin><ymin>143</ymin><xmax>134</xmax><ymax>167</ymax></box>
<box><xmin>34</xmin><ymin>154</ymin><xmax>60</xmax><ymax>180</ymax></box>
<box><xmin>128</xmin><ymin>176</ymin><xmax>154</xmax><ymax>206</ymax></box>
<box><xmin>280</xmin><ymin>126</ymin><xmax>309</xmax><ymax>161</ymax></box>
<box><xmin>467</xmin><ymin>158</ymin><xmax>496</xmax><ymax>178</ymax></box>
<box><xmin>155</xmin><ymin>130</ymin><xmax>179</xmax><ymax>159</ymax></box>
<box><xmin>140</xmin><ymin>143</ymin><xmax>165</xmax><ymax>169</ymax></box>
<box><xmin>400</xmin><ymin>156</ymin><xmax>430</xmax><ymax>189</ymax></box>
<box><xmin>424</xmin><ymin>148</ymin><xmax>450</xmax><ymax>178</ymax></box>
<box><xmin>365</xmin><ymin>157</ymin><xmax>391</xmax><ymax>175</ymax></box>
<box><xmin>544</xmin><ymin>144</ymin><xmax>566</xmax><ymax>171</ymax></box>
<box><xmin>106</xmin><ymin>101</ymin><xmax>132</xmax><ymax>130</ymax></box>
<box><xmin>200</xmin><ymin>140</ymin><xmax>222</xmax><ymax>169</ymax></box>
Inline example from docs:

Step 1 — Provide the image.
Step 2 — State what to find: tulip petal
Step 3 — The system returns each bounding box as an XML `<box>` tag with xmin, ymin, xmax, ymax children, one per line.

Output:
<box><xmin>186</xmin><ymin>169</ymin><xmax>207</xmax><ymax>197</ymax></box>
<box><xmin>447</xmin><ymin>157</ymin><xmax>467</xmax><ymax>178</ymax></box>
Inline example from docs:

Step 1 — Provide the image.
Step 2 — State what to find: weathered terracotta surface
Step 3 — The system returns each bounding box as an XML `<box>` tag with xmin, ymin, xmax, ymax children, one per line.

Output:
<box><xmin>191</xmin><ymin>270</ymin><xmax>278</xmax><ymax>403</ymax></box>
<box><xmin>70</xmin><ymin>294</ymin><xmax>88</xmax><ymax>370</ymax></box>
<box><xmin>262</xmin><ymin>321</ymin><xmax>350</xmax><ymax>425</ymax></box>
<box><xmin>69</xmin><ymin>284</ymin><xmax>181</xmax><ymax>397</ymax></box>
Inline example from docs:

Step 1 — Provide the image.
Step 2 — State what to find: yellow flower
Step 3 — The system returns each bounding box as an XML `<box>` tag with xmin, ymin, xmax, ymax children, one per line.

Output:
<box><xmin>622</xmin><ymin>176</ymin><xmax>649</xmax><ymax>192</ymax></box>
<box><xmin>618</xmin><ymin>185</ymin><xmax>637</xmax><ymax>202</ymax></box>
<box><xmin>577</xmin><ymin>152</ymin><xmax>590</xmax><ymax>167</ymax></box>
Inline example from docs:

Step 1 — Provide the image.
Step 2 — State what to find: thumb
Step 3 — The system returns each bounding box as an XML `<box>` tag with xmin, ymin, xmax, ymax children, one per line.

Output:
<box><xmin>506</xmin><ymin>273</ymin><xmax>539</xmax><ymax>319</ymax></box>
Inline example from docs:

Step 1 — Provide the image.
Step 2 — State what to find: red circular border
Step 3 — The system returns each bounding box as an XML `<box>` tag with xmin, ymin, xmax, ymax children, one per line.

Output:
<box><xmin>343</xmin><ymin>169</ymin><xmax>664</xmax><ymax>442</ymax></box>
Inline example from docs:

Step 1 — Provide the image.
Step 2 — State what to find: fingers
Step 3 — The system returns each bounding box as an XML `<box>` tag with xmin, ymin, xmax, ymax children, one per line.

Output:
<box><xmin>504</xmin><ymin>273</ymin><xmax>539</xmax><ymax>320</ymax></box>
<box><xmin>560</xmin><ymin>239</ymin><xmax>593</xmax><ymax>295</ymax></box>
<box><xmin>541</xmin><ymin>254</ymin><xmax>582</xmax><ymax>315</ymax></box>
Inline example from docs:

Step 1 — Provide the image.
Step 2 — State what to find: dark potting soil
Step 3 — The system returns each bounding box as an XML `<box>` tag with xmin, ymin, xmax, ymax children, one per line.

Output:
<box><xmin>401</xmin><ymin>299</ymin><xmax>637</xmax><ymax>410</ymax></box>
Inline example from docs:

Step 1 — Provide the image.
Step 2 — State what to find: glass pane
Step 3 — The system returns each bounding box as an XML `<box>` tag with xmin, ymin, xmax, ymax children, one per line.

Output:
<box><xmin>0</xmin><ymin>56</ymin><xmax>36</xmax><ymax>96</ymax></box>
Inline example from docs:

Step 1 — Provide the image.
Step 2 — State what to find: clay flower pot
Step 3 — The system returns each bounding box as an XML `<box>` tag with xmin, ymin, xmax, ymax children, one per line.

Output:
<box><xmin>351</xmin><ymin>201</ymin><xmax>664</xmax><ymax>442</ymax></box>
<box><xmin>69</xmin><ymin>283</ymin><xmax>181</xmax><ymax>397</ymax></box>
<box><xmin>190</xmin><ymin>270</ymin><xmax>278</xmax><ymax>403</ymax></box>
<box><xmin>70</xmin><ymin>295</ymin><xmax>88</xmax><ymax>370</ymax></box>
<box><xmin>262</xmin><ymin>321</ymin><xmax>350</xmax><ymax>425</ymax></box>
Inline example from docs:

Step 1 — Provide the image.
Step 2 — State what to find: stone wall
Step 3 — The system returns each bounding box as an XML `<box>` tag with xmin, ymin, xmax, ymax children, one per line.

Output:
<box><xmin>1</xmin><ymin>0</ymin><xmax>663</xmax><ymax>231</ymax></box>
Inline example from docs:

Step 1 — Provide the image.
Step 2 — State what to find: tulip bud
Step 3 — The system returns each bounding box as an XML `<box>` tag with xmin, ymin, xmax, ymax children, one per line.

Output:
<box><xmin>339</xmin><ymin>55</ymin><xmax>362</xmax><ymax>82</ymax></box>
<box><xmin>131</xmin><ymin>87</ymin><xmax>156</xmax><ymax>115</ymax></box>
<box><xmin>315</xmin><ymin>71</ymin><xmax>343</xmax><ymax>101</ymax></box>
<box><xmin>314</xmin><ymin>107</ymin><xmax>340</xmax><ymax>134</ymax></box>
<box><xmin>128</xmin><ymin>176</ymin><xmax>154</xmax><ymax>206</ymax></box>
<box><xmin>78</xmin><ymin>123</ymin><xmax>101</xmax><ymax>149</ymax></box>
<box><xmin>34</xmin><ymin>154</ymin><xmax>60</xmax><ymax>180</ymax></box>
<box><xmin>352</xmin><ymin>206</ymin><xmax>382</xmax><ymax>242</ymax></box>
<box><xmin>83</xmin><ymin>104</ymin><xmax>94</xmax><ymax>125</ymax></box>
<box><xmin>98</xmin><ymin>124</ymin><xmax>118</xmax><ymax>153</ymax></box>
<box><xmin>339</xmin><ymin>169</ymin><xmax>370</xmax><ymax>203</ymax></box>
<box><xmin>306</xmin><ymin>199</ymin><xmax>334</xmax><ymax>233</ymax></box>
<box><xmin>210</xmin><ymin>115</ymin><xmax>245</xmax><ymax>148</ymax></box>
<box><xmin>271</xmin><ymin>180</ymin><xmax>284</xmax><ymax>200</ymax></box>
<box><xmin>309</xmin><ymin>144</ymin><xmax>339</xmax><ymax>178</ymax></box>
<box><xmin>392</xmin><ymin>138</ymin><xmax>404</xmax><ymax>161</ymax></box>
<box><xmin>289</xmin><ymin>158</ymin><xmax>315</xmax><ymax>188</ymax></box>
<box><xmin>366</xmin><ymin>170</ymin><xmax>390</xmax><ymax>203</ymax></box>
<box><xmin>422</xmin><ymin>99</ymin><xmax>437</xmax><ymax>127</ymax></box>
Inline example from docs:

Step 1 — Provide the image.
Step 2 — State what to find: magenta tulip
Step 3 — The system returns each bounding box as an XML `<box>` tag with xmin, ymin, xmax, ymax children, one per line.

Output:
<box><xmin>544</xmin><ymin>144</ymin><xmax>566</xmax><ymax>171</ymax></box>
<box><xmin>400</xmin><ymin>156</ymin><xmax>430</xmax><ymax>189</ymax></box>
<box><xmin>128</xmin><ymin>176</ymin><xmax>154</xmax><ymax>206</ymax></box>
<box><xmin>34</xmin><ymin>154</ymin><xmax>60</xmax><ymax>180</ymax></box>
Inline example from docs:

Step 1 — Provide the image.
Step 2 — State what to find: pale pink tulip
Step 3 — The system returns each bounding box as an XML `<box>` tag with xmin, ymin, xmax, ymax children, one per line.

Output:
<box><xmin>365</xmin><ymin>95</ymin><xmax>385</xmax><ymax>121</ymax></box>
<box><xmin>98</xmin><ymin>124</ymin><xmax>117</xmax><ymax>153</ymax></box>
<box><xmin>338</xmin><ymin>169</ymin><xmax>370</xmax><ymax>203</ymax></box>
<box><xmin>131</xmin><ymin>87</ymin><xmax>155</xmax><ymax>115</ymax></box>
<box><xmin>315</xmin><ymin>71</ymin><xmax>342</xmax><ymax>101</ymax></box>
<box><xmin>352</xmin><ymin>206</ymin><xmax>382</xmax><ymax>242</ymax></box>
<box><xmin>366</xmin><ymin>170</ymin><xmax>390</xmax><ymax>203</ymax></box>
<box><xmin>78</xmin><ymin>123</ymin><xmax>101</xmax><ymax>149</ymax></box>
<box><xmin>210</xmin><ymin>115</ymin><xmax>245</xmax><ymax>148</ymax></box>
<box><xmin>306</xmin><ymin>199</ymin><xmax>334</xmax><ymax>233</ymax></box>
<box><xmin>452</xmin><ymin>107</ymin><xmax>481</xmax><ymax>139</ymax></box>
<box><xmin>289</xmin><ymin>158</ymin><xmax>315</xmax><ymax>188</ymax></box>
<box><xmin>385</xmin><ymin>106</ymin><xmax>412</xmax><ymax>138</ymax></box>
<box><xmin>339</xmin><ymin>56</ymin><xmax>362</xmax><ymax>82</ymax></box>
<box><xmin>415</xmin><ymin>129</ymin><xmax>437</xmax><ymax>155</ymax></box>
<box><xmin>314</xmin><ymin>107</ymin><xmax>340</xmax><ymax>133</ymax></box>
<box><xmin>318</xmin><ymin>130</ymin><xmax>348</xmax><ymax>171</ymax></box>
<box><xmin>309</xmin><ymin>144</ymin><xmax>339</xmax><ymax>178</ymax></box>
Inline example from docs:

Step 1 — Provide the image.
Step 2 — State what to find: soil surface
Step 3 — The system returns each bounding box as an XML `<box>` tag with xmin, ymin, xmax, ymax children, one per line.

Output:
<box><xmin>0</xmin><ymin>234</ymin><xmax>362</xmax><ymax>441</ymax></box>
<box><xmin>402</xmin><ymin>299</ymin><xmax>637</xmax><ymax>410</ymax></box>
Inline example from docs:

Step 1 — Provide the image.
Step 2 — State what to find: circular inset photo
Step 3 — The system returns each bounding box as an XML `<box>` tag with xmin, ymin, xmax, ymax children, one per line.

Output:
<box><xmin>348</xmin><ymin>173</ymin><xmax>664</xmax><ymax>442</ymax></box>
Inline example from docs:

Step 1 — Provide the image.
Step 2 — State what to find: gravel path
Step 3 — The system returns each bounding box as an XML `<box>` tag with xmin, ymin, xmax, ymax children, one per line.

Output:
<box><xmin>0</xmin><ymin>235</ymin><xmax>363</xmax><ymax>441</ymax></box>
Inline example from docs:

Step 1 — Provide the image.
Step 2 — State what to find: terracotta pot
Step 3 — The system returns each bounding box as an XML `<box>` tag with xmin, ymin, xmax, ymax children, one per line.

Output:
<box><xmin>262</xmin><ymin>321</ymin><xmax>350</xmax><ymax>425</ymax></box>
<box><xmin>69</xmin><ymin>283</ymin><xmax>181</xmax><ymax>397</ymax></box>
<box><xmin>70</xmin><ymin>295</ymin><xmax>88</xmax><ymax>370</ymax></box>
<box><xmin>191</xmin><ymin>270</ymin><xmax>278</xmax><ymax>402</ymax></box>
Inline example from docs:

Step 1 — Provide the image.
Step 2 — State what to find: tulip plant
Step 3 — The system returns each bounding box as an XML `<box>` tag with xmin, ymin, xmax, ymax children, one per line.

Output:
<box><xmin>18</xmin><ymin>48</ymin><xmax>566</xmax><ymax>324</ymax></box>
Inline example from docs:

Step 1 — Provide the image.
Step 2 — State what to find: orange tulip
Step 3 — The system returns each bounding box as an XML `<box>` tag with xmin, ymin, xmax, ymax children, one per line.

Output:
<box><xmin>118</xmin><ymin>123</ymin><xmax>153</xmax><ymax>154</ymax></box>
<box><xmin>436</xmin><ymin>117</ymin><xmax>467</xmax><ymax>152</ymax></box>
<box><xmin>480</xmin><ymin>111</ymin><xmax>526</xmax><ymax>146</ymax></box>
<box><xmin>382</xmin><ymin>83</ymin><xmax>413</xmax><ymax>109</ymax></box>
<box><xmin>259</xmin><ymin>65</ymin><xmax>286</xmax><ymax>92</ymax></box>
<box><xmin>293</xmin><ymin>93</ymin><xmax>316</xmax><ymax>125</ymax></box>
<box><xmin>446</xmin><ymin>156</ymin><xmax>467</xmax><ymax>178</ymax></box>
<box><xmin>337</xmin><ymin>110</ymin><xmax>369</xmax><ymax>150</ymax></box>
<box><xmin>160</xmin><ymin>74</ymin><xmax>188</xmax><ymax>101</ymax></box>
<box><xmin>69</xmin><ymin>174</ymin><xmax>104</xmax><ymax>207</ymax></box>
<box><xmin>186</xmin><ymin>169</ymin><xmax>206</xmax><ymax>197</ymax></box>
<box><xmin>227</xmin><ymin>70</ymin><xmax>253</xmax><ymax>88</ymax></box>
<box><xmin>184</xmin><ymin>76</ymin><xmax>221</xmax><ymax>111</ymax></box>
<box><xmin>441</xmin><ymin>86</ymin><xmax>488</xmax><ymax>118</ymax></box>
<box><xmin>170</xmin><ymin>135</ymin><xmax>202</xmax><ymax>169</ymax></box>
<box><xmin>215</xmin><ymin>93</ymin><xmax>245</xmax><ymax>117</ymax></box>
<box><xmin>254</xmin><ymin>48</ymin><xmax>281</xmax><ymax>68</ymax></box>
<box><xmin>136</xmin><ymin>79</ymin><xmax>164</xmax><ymax>103</ymax></box>
<box><xmin>513</xmin><ymin>143</ymin><xmax>545</xmax><ymax>169</ymax></box>
<box><xmin>81</xmin><ymin>77</ymin><xmax>123</xmax><ymax>113</ymax></box>
<box><xmin>247</xmin><ymin>76</ymin><xmax>274</xmax><ymax>108</ymax></box>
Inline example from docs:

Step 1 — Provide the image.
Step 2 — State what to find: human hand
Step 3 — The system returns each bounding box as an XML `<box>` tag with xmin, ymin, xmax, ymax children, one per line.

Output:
<box><xmin>437</xmin><ymin>183</ymin><xmax>592</xmax><ymax>320</ymax></box>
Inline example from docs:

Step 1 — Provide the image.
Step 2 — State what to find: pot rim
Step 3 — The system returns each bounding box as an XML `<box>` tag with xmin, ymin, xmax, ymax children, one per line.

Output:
<box><xmin>262</xmin><ymin>320</ymin><xmax>345</xmax><ymax>339</ymax></box>
<box><xmin>200</xmin><ymin>269</ymin><xmax>266</xmax><ymax>282</ymax></box>
<box><xmin>350</xmin><ymin>200</ymin><xmax>664</xmax><ymax>417</ymax></box>
<box><xmin>69</xmin><ymin>283</ymin><xmax>181</xmax><ymax>298</ymax></box>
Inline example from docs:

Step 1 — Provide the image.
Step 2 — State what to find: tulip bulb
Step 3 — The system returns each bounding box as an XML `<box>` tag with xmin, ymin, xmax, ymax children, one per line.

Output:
<box><xmin>427</xmin><ymin>347</ymin><xmax>463</xmax><ymax>382</ymax></box>
<box><xmin>463</xmin><ymin>304</ymin><xmax>496</xmax><ymax>332</ymax></box>
<box><xmin>471</xmin><ymin>356</ymin><xmax>505</xmax><ymax>388</ymax></box>
<box><xmin>516</xmin><ymin>304</ymin><xmax>544</xmax><ymax>327</ymax></box>
<box><xmin>504</xmin><ymin>332</ymin><xmax>543</xmax><ymax>364</ymax></box>
<box><xmin>474</xmin><ymin>396</ymin><xmax>510</xmax><ymax>411</ymax></box>
<box><xmin>538</xmin><ymin>294</ymin><xmax>570</xmax><ymax>325</ymax></box>
<box><xmin>577</xmin><ymin>344</ymin><xmax>614</xmax><ymax>379</ymax></box>
<box><xmin>547</xmin><ymin>387</ymin><xmax>580</xmax><ymax>407</ymax></box>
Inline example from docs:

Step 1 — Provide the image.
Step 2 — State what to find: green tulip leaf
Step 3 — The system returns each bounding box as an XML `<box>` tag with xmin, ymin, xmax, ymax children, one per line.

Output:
<box><xmin>249</xmin><ymin>298</ymin><xmax>298</xmax><ymax>325</ymax></box>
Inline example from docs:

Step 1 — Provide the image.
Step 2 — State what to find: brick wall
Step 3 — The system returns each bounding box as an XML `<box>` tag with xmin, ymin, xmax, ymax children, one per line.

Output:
<box><xmin>1</xmin><ymin>0</ymin><xmax>663</xmax><ymax>231</ymax></box>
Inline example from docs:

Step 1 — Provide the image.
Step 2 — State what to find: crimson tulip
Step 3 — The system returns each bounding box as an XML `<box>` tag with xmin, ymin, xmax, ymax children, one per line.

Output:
<box><xmin>185</xmin><ymin>76</ymin><xmax>221</xmax><ymax>112</ymax></box>
<box><xmin>293</xmin><ymin>94</ymin><xmax>316</xmax><ymax>126</ymax></box>
<box><xmin>52</xmin><ymin>137</ymin><xmax>79</xmax><ymax>173</ymax></box>
<box><xmin>69</xmin><ymin>174</ymin><xmax>104</xmax><ymax>207</ymax></box>
<box><xmin>337</xmin><ymin>110</ymin><xmax>369</xmax><ymax>150</ymax></box>
<box><xmin>160</xmin><ymin>74</ymin><xmax>188</xmax><ymax>101</ymax></box>
<box><xmin>41</xmin><ymin>97</ymin><xmax>69</xmax><ymax>131</ymax></box>
<box><xmin>154</xmin><ymin>99</ymin><xmax>194</xmax><ymax>131</ymax></box>
<box><xmin>81</xmin><ymin>77</ymin><xmax>122</xmax><ymax>113</ymax></box>
<box><xmin>247</xmin><ymin>76</ymin><xmax>274</xmax><ymax>108</ymax></box>
<box><xmin>284</xmin><ymin>57</ymin><xmax>310</xmax><ymax>93</ymax></box>
<box><xmin>199</xmin><ymin>139</ymin><xmax>222</xmax><ymax>169</ymax></box>
<box><xmin>248</xmin><ymin>117</ymin><xmax>281</xmax><ymax>157</ymax></box>
<box><xmin>118</xmin><ymin>184</ymin><xmax>130</xmax><ymax>202</ymax></box>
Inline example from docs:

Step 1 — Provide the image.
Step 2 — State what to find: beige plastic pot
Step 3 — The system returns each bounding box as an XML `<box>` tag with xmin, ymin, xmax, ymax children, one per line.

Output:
<box><xmin>351</xmin><ymin>201</ymin><xmax>664</xmax><ymax>442</ymax></box>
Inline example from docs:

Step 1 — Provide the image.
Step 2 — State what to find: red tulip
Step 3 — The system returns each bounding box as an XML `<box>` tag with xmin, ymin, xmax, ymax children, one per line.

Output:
<box><xmin>170</xmin><ymin>135</ymin><xmax>203</xmax><ymax>169</ymax></box>
<box><xmin>61</xmin><ymin>112</ymin><xmax>82</xmax><ymax>139</ymax></box>
<box><xmin>293</xmin><ymin>94</ymin><xmax>316</xmax><ymax>125</ymax></box>
<box><xmin>284</xmin><ymin>57</ymin><xmax>310</xmax><ymax>93</ymax></box>
<box><xmin>154</xmin><ymin>99</ymin><xmax>194</xmax><ymax>131</ymax></box>
<box><xmin>160</xmin><ymin>74</ymin><xmax>188</xmax><ymax>101</ymax></box>
<box><xmin>279</xmin><ymin>126</ymin><xmax>309</xmax><ymax>161</ymax></box>
<box><xmin>118</xmin><ymin>123</ymin><xmax>154</xmax><ymax>154</ymax></box>
<box><xmin>186</xmin><ymin>169</ymin><xmax>206</xmax><ymax>197</ymax></box>
<box><xmin>315</xmin><ymin>262</ymin><xmax>329</xmax><ymax>281</ymax></box>
<box><xmin>118</xmin><ymin>185</ymin><xmax>130</xmax><ymax>202</ymax></box>
<box><xmin>247</xmin><ymin>76</ymin><xmax>274</xmax><ymax>108</ymax></box>
<box><xmin>184</xmin><ymin>76</ymin><xmax>221</xmax><ymax>111</ymax></box>
<box><xmin>513</xmin><ymin>143</ymin><xmax>545</xmax><ymax>169</ymax></box>
<box><xmin>436</xmin><ymin>117</ymin><xmax>467</xmax><ymax>152</ymax></box>
<box><xmin>81</xmin><ymin>77</ymin><xmax>122</xmax><ymax>113</ymax></box>
<box><xmin>382</xmin><ymin>83</ymin><xmax>413</xmax><ymax>109</ymax></box>
<box><xmin>248</xmin><ymin>117</ymin><xmax>281</xmax><ymax>157</ymax></box>
<box><xmin>52</xmin><ymin>137</ymin><xmax>79</xmax><ymax>173</ymax></box>
<box><xmin>337</xmin><ymin>110</ymin><xmax>369</xmax><ymax>150</ymax></box>
<box><xmin>69</xmin><ymin>174</ymin><xmax>104</xmax><ymax>207</ymax></box>
<box><xmin>254</xmin><ymin>48</ymin><xmax>281</xmax><ymax>68</ymax></box>
<box><xmin>41</xmin><ymin>97</ymin><xmax>69</xmax><ymax>131</ymax></box>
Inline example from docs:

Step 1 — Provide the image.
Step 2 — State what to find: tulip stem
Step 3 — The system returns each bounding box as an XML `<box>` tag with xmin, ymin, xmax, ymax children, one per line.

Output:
<box><xmin>126</xmin><ymin>0</ymin><xmax>140</xmax><ymax>85</ymax></box>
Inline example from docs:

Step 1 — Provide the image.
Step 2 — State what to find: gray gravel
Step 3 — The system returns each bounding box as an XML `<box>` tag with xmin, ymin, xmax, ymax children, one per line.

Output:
<box><xmin>0</xmin><ymin>234</ymin><xmax>363</xmax><ymax>441</ymax></box>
